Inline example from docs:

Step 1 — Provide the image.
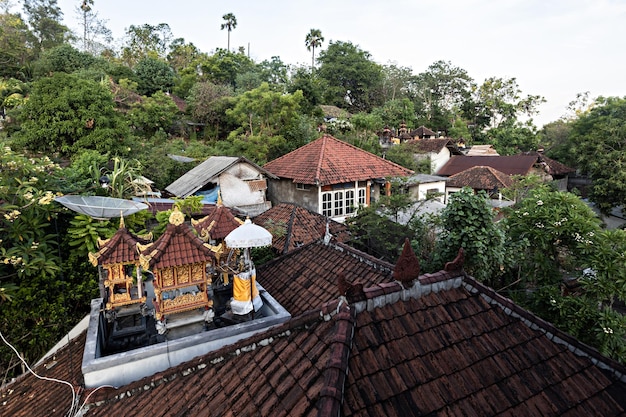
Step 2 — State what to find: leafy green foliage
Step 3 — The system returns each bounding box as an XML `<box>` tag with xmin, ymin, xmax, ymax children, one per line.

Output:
<box><xmin>66</xmin><ymin>213</ymin><xmax>115</xmax><ymax>257</ymax></box>
<box><xmin>14</xmin><ymin>72</ymin><xmax>131</xmax><ymax>157</ymax></box>
<box><xmin>317</xmin><ymin>40</ymin><xmax>384</xmax><ymax>112</ymax></box>
<box><xmin>128</xmin><ymin>91</ymin><xmax>178</xmax><ymax>136</ymax></box>
<box><xmin>568</xmin><ymin>96</ymin><xmax>626</xmax><ymax>213</ymax></box>
<box><xmin>431</xmin><ymin>188</ymin><xmax>505</xmax><ymax>285</ymax></box>
<box><xmin>134</xmin><ymin>57</ymin><xmax>175</xmax><ymax>96</ymax></box>
<box><xmin>502</xmin><ymin>186</ymin><xmax>601</xmax><ymax>285</ymax></box>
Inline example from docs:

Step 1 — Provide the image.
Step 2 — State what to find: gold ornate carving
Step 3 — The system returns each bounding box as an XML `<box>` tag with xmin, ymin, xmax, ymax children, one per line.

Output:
<box><xmin>169</xmin><ymin>207</ymin><xmax>185</xmax><ymax>226</ymax></box>
<box><xmin>176</xmin><ymin>265</ymin><xmax>190</xmax><ymax>284</ymax></box>
<box><xmin>162</xmin><ymin>268</ymin><xmax>174</xmax><ymax>287</ymax></box>
<box><xmin>163</xmin><ymin>292</ymin><xmax>205</xmax><ymax>310</ymax></box>
<box><xmin>191</xmin><ymin>263</ymin><xmax>204</xmax><ymax>282</ymax></box>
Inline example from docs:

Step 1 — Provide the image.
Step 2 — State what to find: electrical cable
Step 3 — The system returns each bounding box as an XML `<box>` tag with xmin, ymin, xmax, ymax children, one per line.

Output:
<box><xmin>0</xmin><ymin>329</ymin><xmax>76</xmax><ymax>416</ymax></box>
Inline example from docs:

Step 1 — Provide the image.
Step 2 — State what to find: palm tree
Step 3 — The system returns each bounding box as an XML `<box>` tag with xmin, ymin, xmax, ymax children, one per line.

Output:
<box><xmin>221</xmin><ymin>13</ymin><xmax>237</xmax><ymax>51</ymax></box>
<box><xmin>305</xmin><ymin>29</ymin><xmax>324</xmax><ymax>70</ymax></box>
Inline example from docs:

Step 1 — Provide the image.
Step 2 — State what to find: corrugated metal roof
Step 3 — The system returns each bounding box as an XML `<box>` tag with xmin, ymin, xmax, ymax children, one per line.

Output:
<box><xmin>165</xmin><ymin>156</ymin><xmax>277</xmax><ymax>197</ymax></box>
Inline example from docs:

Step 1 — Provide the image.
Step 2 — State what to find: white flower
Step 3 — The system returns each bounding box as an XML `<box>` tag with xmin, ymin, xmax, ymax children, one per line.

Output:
<box><xmin>4</xmin><ymin>210</ymin><xmax>21</xmax><ymax>222</ymax></box>
<box><xmin>523</xmin><ymin>212</ymin><xmax>529</xmax><ymax>216</ymax></box>
<box><xmin>603</xmin><ymin>327</ymin><xmax>614</xmax><ymax>334</ymax></box>
<box><xmin>536</xmin><ymin>200</ymin><xmax>544</xmax><ymax>206</ymax></box>
<box><xmin>38</xmin><ymin>191</ymin><xmax>54</xmax><ymax>205</ymax></box>
<box><xmin>535</xmin><ymin>222</ymin><xmax>544</xmax><ymax>228</ymax></box>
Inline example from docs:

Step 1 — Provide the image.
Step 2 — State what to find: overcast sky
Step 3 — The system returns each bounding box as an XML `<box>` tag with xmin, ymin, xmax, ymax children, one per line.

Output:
<box><xmin>54</xmin><ymin>0</ymin><xmax>626</xmax><ymax>127</ymax></box>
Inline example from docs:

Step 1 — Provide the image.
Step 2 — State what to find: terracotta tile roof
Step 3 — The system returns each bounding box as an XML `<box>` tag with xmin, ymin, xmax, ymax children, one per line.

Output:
<box><xmin>4</xmin><ymin>244</ymin><xmax>626</xmax><ymax>416</ymax></box>
<box><xmin>257</xmin><ymin>241</ymin><xmax>395</xmax><ymax>316</ymax></box>
<box><xmin>519</xmin><ymin>151</ymin><xmax>576</xmax><ymax>176</ymax></box>
<box><xmin>437</xmin><ymin>155</ymin><xmax>537</xmax><ymax>176</ymax></box>
<box><xmin>263</xmin><ymin>134</ymin><xmax>413</xmax><ymax>185</ymax></box>
<box><xmin>192</xmin><ymin>205</ymin><xmax>244</xmax><ymax>241</ymax></box>
<box><xmin>140</xmin><ymin>221</ymin><xmax>214</xmax><ymax>270</ymax></box>
<box><xmin>253</xmin><ymin>203</ymin><xmax>350</xmax><ymax>254</ymax></box>
<box><xmin>409</xmin><ymin>125</ymin><xmax>436</xmax><ymax>138</ymax></box>
<box><xmin>0</xmin><ymin>332</ymin><xmax>86</xmax><ymax>417</ymax></box>
<box><xmin>405</xmin><ymin>138</ymin><xmax>457</xmax><ymax>154</ymax></box>
<box><xmin>89</xmin><ymin>227</ymin><xmax>151</xmax><ymax>266</ymax></box>
<box><xmin>446</xmin><ymin>165</ymin><xmax>513</xmax><ymax>190</ymax></box>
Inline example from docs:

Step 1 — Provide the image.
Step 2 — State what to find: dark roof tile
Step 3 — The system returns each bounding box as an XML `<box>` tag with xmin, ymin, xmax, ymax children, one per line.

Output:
<box><xmin>437</xmin><ymin>155</ymin><xmax>537</xmax><ymax>176</ymax></box>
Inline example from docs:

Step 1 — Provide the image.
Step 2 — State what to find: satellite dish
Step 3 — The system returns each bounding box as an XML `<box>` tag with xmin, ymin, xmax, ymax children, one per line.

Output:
<box><xmin>55</xmin><ymin>195</ymin><xmax>148</xmax><ymax>220</ymax></box>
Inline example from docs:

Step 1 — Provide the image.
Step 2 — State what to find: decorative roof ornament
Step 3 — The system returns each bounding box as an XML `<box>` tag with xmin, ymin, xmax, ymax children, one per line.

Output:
<box><xmin>393</xmin><ymin>238</ymin><xmax>421</xmax><ymax>286</ymax></box>
<box><xmin>444</xmin><ymin>247</ymin><xmax>465</xmax><ymax>272</ymax></box>
<box><xmin>337</xmin><ymin>272</ymin><xmax>365</xmax><ymax>303</ymax></box>
<box><xmin>169</xmin><ymin>207</ymin><xmax>185</xmax><ymax>226</ymax></box>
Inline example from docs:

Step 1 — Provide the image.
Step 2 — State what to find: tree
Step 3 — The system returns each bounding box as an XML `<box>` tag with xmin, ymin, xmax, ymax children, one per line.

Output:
<box><xmin>220</xmin><ymin>13</ymin><xmax>237</xmax><ymax>51</ymax></box>
<box><xmin>134</xmin><ymin>56</ymin><xmax>175</xmax><ymax>95</ymax></box>
<box><xmin>14</xmin><ymin>72</ymin><xmax>131</xmax><ymax>157</ymax></box>
<box><xmin>198</xmin><ymin>48</ymin><xmax>255</xmax><ymax>88</ymax></box>
<box><xmin>22</xmin><ymin>0</ymin><xmax>70</xmax><ymax>56</ymax></box>
<box><xmin>474</xmin><ymin>76</ymin><xmax>545</xmax><ymax>130</ymax></box>
<box><xmin>502</xmin><ymin>185</ymin><xmax>602</xmax><ymax>286</ymax></box>
<box><xmin>409</xmin><ymin>60</ymin><xmax>474</xmax><ymax>134</ymax></box>
<box><xmin>120</xmin><ymin>23</ymin><xmax>172</xmax><ymax>66</ymax></box>
<box><xmin>33</xmin><ymin>43</ymin><xmax>97</xmax><ymax>75</ymax></box>
<box><xmin>568</xmin><ymin>96</ymin><xmax>626</xmax><ymax>213</ymax></box>
<box><xmin>127</xmin><ymin>90</ymin><xmax>179</xmax><ymax>136</ymax></box>
<box><xmin>0</xmin><ymin>144</ymin><xmax>98</xmax><ymax>379</ymax></box>
<box><xmin>0</xmin><ymin>11</ymin><xmax>35</xmax><ymax>79</ymax></box>
<box><xmin>381</xmin><ymin>62</ymin><xmax>413</xmax><ymax>102</ymax></box>
<box><xmin>305</xmin><ymin>28</ymin><xmax>324</xmax><ymax>70</ymax></box>
<box><xmin>430</xmin><ymin>188</ymin><xmax>505</xmax><ymax>285</ymax></box>
<box><xmin>187</xmin><ymin>80</ymin><xmax>234</xmax><ymax>139</ymax></box>
<box><xmin>286</xmin><ymin>65</ymin><xmax>325</xmax><ymax>116</ymax></box>
<box><xmin>226</xmin><ymin>82</ymin><xmax>302</xmax><ymax>138</ymax></box>
<box><xmin>317</xmin><ymin>40</ymin><xmax>383</xmax><ymax>112</ymax></box>
<box><xmin>76</xmin><ymin>0</ymin><xmax>111</xmax><ymax>55</ymax></box>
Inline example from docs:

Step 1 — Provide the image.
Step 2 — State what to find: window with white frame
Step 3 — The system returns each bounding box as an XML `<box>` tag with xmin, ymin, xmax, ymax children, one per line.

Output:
<box><xmin>322</xmin><ymin>192</ymin><xmax>332</xmax><ymax>216</ymax></box>
<box><xmin>358</xmin><ymin>188</ymin><xmax>366</xmax><ymax>206</ymax></box>
<box><xmin>321</xmin><ymin>185</ymin><xmax>366</xmax><ymax>217</ymax></box>
<box><xmin>334</xmin><ymin>191</ymin><xmax>343</xmax><ymax>216</ymax></box>
<box><xmin>345</xmin><ymin>190</ymin><xmax>355</xmax><ymax>214</ymax></box>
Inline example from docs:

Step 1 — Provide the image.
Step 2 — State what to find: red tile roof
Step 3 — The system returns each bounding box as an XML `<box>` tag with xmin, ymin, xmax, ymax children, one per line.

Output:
<box><xmin>446</xmin><ymin>165</ymin><xmax>513</xmax><ymax>190</ymax></box>
<box><xmin>519</xmin><ymin>151</ymin><xmax>576</xmax><ymax>176</ymax></box>
<box><xmin>405</xmin><ymin>138</ymin><xmax>458</xmax><ymax>154</ymax></box>
<box><xmin>140</xmin><ymin>218</ymin><xmax>215</xmax><ymax>270</ymax></box>
<box><xmin>253</xmin><ymin>203</ymin><xmax>350</xmax><ymax>254</ymax></box>
<box><xmin>257</xmin><ymin>241</ymin><xmax>395</xmax><ymax>316</ymax></box>
<box><xmin>192</xmin><ymin>205</ymin><xmax>243</xmax><ymax>241</ymax></box>
<box><xmin>437</xmin><ymin>155</ymin><xmax>537</xmax><ymax>176</ymax></box>
<box><xmin>89</xmin><ymin>227</ymin><xmax>151</xmax><ymax>266</ymax></box>
<box><xmin>3</xmin><ymin>243</ymin><xmax>626</xmax><ymax>416</ymax></box>
<box><xmin>263</xmin><ymin>134</ymin><xmax>413</xmax><ymax>185</ymax></box>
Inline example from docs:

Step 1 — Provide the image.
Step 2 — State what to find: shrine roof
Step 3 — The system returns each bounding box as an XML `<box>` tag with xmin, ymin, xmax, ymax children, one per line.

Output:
<box><xmin>89</xmin><ymin>227</ymin><xmax>150</xmax><ymax>266</ymax></box>
<box><xmin>140</xmin><ymin>212</ymin><xmax>214</xmax><ymax>270</ymax></box>
<box><xmin>263</xmin><ymin>134</ymin><xmax>413</xmax><ymax>185</ymax></box>
<box><xmin>192</xmin><ymin>204</ymin><xmax>243</xmax><ymax>241</ymax></box>
<box><xmin>253</xmin><ymin>203</ymin><xmax>350</xmax><ymax>255</ymax></box>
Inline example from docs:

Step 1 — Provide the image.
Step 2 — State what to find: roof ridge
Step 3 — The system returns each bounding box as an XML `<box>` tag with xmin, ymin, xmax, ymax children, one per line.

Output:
<box><xmin>317</xmin><ymin>303</ymin><xmax>355</xmax><ymax>416</ymax></box>
<box><xmin>282</xmin><ymin>204</ymin><xmax>297</xmax><ymax>255</ymax></box>
<box><xmin>314</xmin><ymin>135</ymin><xmax>328</xmax><ymax>184</ymax></box>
